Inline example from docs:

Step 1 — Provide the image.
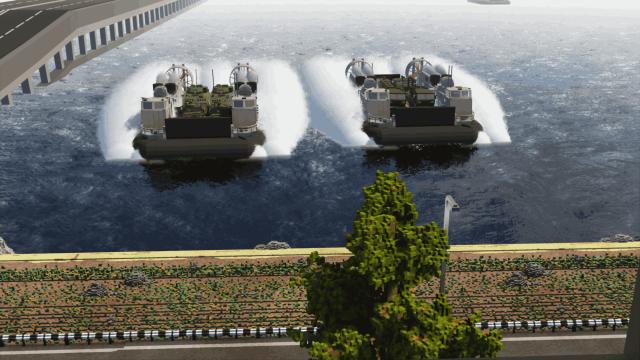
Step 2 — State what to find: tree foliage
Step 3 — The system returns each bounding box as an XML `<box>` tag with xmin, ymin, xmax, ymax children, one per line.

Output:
<box><xmin>294</xmin><ymin>171</ymin><xmax>503</xmax><ymax>359</ymax></box>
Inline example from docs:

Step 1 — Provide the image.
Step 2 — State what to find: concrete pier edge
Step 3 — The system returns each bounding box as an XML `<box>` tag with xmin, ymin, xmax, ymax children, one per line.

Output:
<box><xmin>1</xmin><ymin>241</ymin><xmax>639</xmax><ymax>263</ymax></box>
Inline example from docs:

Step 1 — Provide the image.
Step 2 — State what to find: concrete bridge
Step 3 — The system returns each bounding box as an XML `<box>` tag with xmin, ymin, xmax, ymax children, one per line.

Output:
<box><xmin>0</xmin><ymin>0</ymin><xmax>204</xmax><ymax>105</ymax></box>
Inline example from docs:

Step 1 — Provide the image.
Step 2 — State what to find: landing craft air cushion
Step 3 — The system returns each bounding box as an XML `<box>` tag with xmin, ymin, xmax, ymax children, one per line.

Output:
<box><xmin>346</xmin><ymin>58</ymin><xmax>482</xmax><ymax>146</ymax></box>
<box><xmin>133</xmin><ymin>64</ymin><xmax>265</xmax><ymax>160</ymax></box>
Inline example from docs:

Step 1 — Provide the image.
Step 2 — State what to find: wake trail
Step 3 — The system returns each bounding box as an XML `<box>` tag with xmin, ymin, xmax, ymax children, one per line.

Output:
<box><xmin>303</xmin><ymin>56</ymin><xmax>369</xmax><ymax>146</ymax></box>
<box><xmin>98</xmin><ymin>62</ymin><xmax>170</xmax><ymax>161</ymax></box>
<box><xmin>253</xmin><ymin>60</ymin><xmax>309</xmax><ymax>157</ymax></box>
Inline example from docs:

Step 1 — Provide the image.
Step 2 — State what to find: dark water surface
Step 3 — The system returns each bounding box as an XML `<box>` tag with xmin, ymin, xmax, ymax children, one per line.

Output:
<box><xmin>0</xmin><ymin>3</ymin><xmax>638</xmax><ymax>252</ymax></box>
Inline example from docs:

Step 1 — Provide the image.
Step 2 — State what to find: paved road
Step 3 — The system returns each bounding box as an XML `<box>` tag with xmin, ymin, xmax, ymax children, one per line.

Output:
<box><xmin>0</xmin><ymin>0</ymin><xmax>116</xmax><ymax>59</ymax></box>
<box><xmin>0</xmin><ymin>332</ymin><xmax>627</xmax><ymax>359</ymax></box>
<box><xmin>500</xmin><ymin>332</ymin><xmax>626</xmax><ymax>358</ymax></box>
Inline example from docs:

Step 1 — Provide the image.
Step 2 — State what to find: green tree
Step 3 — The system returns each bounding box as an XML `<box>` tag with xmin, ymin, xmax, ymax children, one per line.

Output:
<box><xmin>294</xmin><ymin>171</ymin><xmax>503</xmax><ymax>359</ymax></box>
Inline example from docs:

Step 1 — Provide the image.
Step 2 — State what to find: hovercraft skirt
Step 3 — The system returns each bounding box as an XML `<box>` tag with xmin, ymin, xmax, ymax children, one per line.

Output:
<box><xmin>133</xmin><ymin>132</ymin><xmax>265</xmax><ymax>160</ymax></box>
<box><xmin>365</xmin><ymin>125</ymin><xmax>479</xmax><ymax>146</ymax></box>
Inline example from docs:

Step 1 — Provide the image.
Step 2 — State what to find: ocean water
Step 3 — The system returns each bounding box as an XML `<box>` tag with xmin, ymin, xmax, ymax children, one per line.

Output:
<box><xmin>0</xmin><ymin>0</ymin><xmax>638</xmax><ymax>252</ymax></box>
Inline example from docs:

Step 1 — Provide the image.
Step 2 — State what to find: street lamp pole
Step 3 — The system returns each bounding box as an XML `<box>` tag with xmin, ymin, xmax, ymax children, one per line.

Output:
<box><xmin>440</xmin><ymin>195</ymin><xmax>459</xmax><ymax>295</ymax></box>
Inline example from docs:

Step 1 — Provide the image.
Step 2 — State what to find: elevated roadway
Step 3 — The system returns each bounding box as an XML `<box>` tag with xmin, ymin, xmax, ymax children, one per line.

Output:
<box><xmin>0</xmin><ymin>0</ymin><xmax>204</xmax><ymax>105</ymax></box>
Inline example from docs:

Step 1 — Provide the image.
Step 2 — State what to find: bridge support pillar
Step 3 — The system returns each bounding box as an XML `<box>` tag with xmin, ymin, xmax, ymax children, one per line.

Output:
<box><xmin>39</xmin><ymin>64</ymin><xmax>50</xmax><ymax>84</ymax></box>
<box><xmin>89</xmin><ymin>31</ymin><xmax>97</xmax><ymax>50</ymax></box>
<box><xmin>21</xmin><ymin>78</ymin><xmax>33</xmax><ymax>94</ymax></box>
<box><xmin>125</xmin><ymin>18</ymin><xmax>131</xmax><ymax>33</ymax></box>
<box><xmin>100</xmin><ymin>27</ymin><xmax>107</xmax><ymax>46</ymax></box>
<box><xmin>53</xmin><ymin>52</ymin><xmax>64</xmax><ymax>70</ymax></box>
<box><xmin>78</xmin><ymin>35</ymin><xmax>86</xmax><ymax>55</ymax></box>
<box><xmin>1</xmin><ymin>94</ymin><xmax>12</xmax><ymax>106</ymax></box>
<box><xmin>65</xmin><ymin>41</ymin><xmax>74</xmax><ymax>61</ymax></box>
<box><xmin>109</xmin><ymin>24</ymin><xmax>116</xmax><ymax>41</ymax></box>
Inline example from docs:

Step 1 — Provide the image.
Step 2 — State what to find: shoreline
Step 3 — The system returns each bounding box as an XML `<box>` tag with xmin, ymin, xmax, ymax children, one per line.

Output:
<box><xmin>1</xmin><ymin>241</ymin><xmax>640</xmax><ymax>263</ymax></box>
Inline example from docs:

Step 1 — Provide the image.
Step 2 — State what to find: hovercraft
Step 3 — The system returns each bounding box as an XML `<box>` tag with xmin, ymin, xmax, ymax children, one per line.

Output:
<box><xmin>133</xmin><ymin>63</ymin><xmax>265</xmax><ymax>160</ymax></box>
<box><xmin>346</xmin><ymin>57</ymin><xmax>483</xmax><ymax>146</ymax></box>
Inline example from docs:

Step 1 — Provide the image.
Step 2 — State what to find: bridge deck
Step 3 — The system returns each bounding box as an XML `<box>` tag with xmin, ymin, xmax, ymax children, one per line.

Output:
<box><xmin>0</xmin><ymin>0</ymin><xmax>201</xmax><ymax>104</ymax></box>
<box><xmin>0</xmin><ymin>9</ymin><xmax>67</xmax><ymax>59</ymax></box>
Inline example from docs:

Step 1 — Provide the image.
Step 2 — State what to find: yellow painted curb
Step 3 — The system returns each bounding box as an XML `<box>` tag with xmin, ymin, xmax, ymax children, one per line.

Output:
<box><xmin>0</xmin><ymin>242</ymin><xmax>639</xmax><ymax>263</ymax></box>
<box><xmin>0</xmin><ymin>248</ymin><xmax>351</xmax><ymax>263</ymax></box>
<box><xmin>448</xmin><ymin>241</ymin><xmax>640</xmax><ymax>253</ymax></box>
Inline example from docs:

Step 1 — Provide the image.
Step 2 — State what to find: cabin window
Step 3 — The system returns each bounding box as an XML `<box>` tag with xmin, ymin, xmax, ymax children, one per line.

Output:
<box><xmin>417</xmin><ymin>94</ymin><xmax>434</xmax><ymax>101</ymax></box>
<box><xmin>244</xmin><ymin>100</ymin><xmax>255</xmax><ymax>107</ymax></box>
<box><xmin>233</xmin><ymin>100</ymin><xmax>244</xmax><ymax>108</ymax></box>
<box><xmin>461</xmin><ymin>91</ymin><xmax>469</xmax><ymax>98</ymax></box>
<box><xmin>143</xmin><ymin>102</ymin><xmax>153</xmax><ymax>110</ymax></box>
<box><xmin>450</xmin><ymin>91</ymin><xmax>460</xmax><ymax>98</ymax></box>
<box><xmin>367</xmin><ymin>92</ymin><xmax>378</xmax><ymax>100</ymax></box>
<box><xmin>154</xmin><ymin>102</ymin><xmax>164</xmax><ymax>109</ymax></box>
<box><xmin>378</xmin><ymin>92</ymin><xmax>388</xmax><ymax>100</ymax></box>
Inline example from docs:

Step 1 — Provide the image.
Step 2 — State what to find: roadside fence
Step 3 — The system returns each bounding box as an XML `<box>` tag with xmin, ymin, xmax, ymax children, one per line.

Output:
<box><xmin>0</xmin><ymin>318</ymin><xmax>631</xmax><ymax>346</ymax></box>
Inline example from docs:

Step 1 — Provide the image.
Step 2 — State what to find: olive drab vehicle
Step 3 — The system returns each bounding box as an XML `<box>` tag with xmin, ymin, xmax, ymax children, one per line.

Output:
<box><xmin>346</xmin><ymin>57</ymin><xmax>483</xmax><ymax>146</ymax></box>
<box><xmin>133</xmin><ymin>63</ymin><xmax>265</xmax><ymax>160</ymax></box>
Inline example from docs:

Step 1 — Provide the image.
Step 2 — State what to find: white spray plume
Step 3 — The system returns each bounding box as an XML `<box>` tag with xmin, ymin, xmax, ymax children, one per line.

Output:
<box><xmin>393</xmin><ymin>56</ymin><xmax>511</xmax><ymax>144</ymax></box>
<box><xmin>253</xmin><ymin>60</ymin><xmax>309</xmax><ymax>156</ymax></box>
<box><xmin>250</xmin><ymin>145</ymin><xmax>268</xmax><ymax>159</ymax></box>
<box><xmin>368</xmin><ymin>56</ymin><xmax>393</xmax><ymax>74</ymax></box>
<box><xmin>197</xmin><ymin>59</ymin><xmax>235</xmax><ymax>92</ymax></box>
<box><xmin>475</xmin><ymin>131</ymin><xmax>492</xmax><ymax>145</ymax></box>
<box><xmin>303</xmin><ymin>56</ymin><xmax>369</xmax><ymax>146</ymax></box>
<box><xmin>98</xmin><ymin>62</ymin><xmax>169</xmax><ymax>160</ymax></box>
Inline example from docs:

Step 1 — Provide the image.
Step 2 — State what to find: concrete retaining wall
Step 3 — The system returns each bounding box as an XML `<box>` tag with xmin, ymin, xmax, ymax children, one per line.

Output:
<box><xmin>1</xmin><ymin>241</ymin><xmax>639</xmax><ymax>263</ymax></box>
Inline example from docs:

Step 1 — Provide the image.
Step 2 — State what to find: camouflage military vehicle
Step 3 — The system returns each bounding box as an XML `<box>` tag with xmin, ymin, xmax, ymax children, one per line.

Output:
<box><xmin>133</xmin><ymin>63</ymin><xmax>265</xmax><ymax>160</ymax></box>
<box><xmin>346</xmin><ymin>57</ymin><xmax>483</xmax><ymax>146</ymax></box>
